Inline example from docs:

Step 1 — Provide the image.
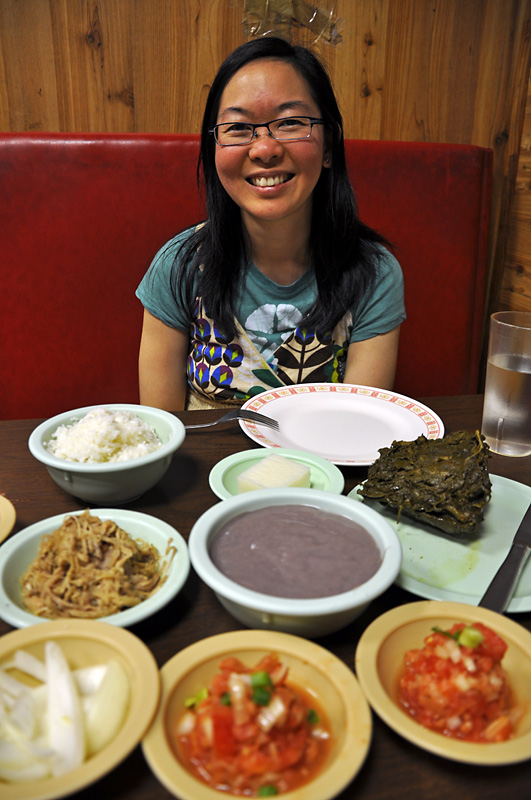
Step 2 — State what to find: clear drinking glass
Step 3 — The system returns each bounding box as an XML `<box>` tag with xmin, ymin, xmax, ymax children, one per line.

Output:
<box><xmin>481</xmin><ymin>311</ymin><xmax>531</xmax><ymax>457</ymax></box>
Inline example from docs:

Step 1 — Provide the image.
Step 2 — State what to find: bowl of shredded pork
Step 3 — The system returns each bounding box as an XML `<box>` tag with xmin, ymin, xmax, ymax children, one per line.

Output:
<box><xmin>28</xmin><ymin>404</ymin><xmax>186</xmax><ymax>504</ymax></box>
<box><xmin>0</xmin><ymin>509</ymin><xmax>190</xmax><ymax>629</ymax></box>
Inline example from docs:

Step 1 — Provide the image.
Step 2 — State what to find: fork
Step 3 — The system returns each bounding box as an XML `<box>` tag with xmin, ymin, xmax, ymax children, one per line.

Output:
<box><xmin>184</xmin><ymin>408</ymin><xmax>279</xmax><ymax>431</ymax></box>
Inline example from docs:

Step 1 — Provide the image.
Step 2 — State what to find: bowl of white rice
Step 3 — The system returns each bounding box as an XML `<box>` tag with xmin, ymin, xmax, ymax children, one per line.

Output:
<box><xmin>28</xmin><ymin>404</ymin><xmax>186</xmax><ymax>504</ymax></box>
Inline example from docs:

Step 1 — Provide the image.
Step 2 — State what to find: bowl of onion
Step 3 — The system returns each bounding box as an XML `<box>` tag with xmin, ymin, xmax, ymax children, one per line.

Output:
<box><xmin>0</xmin><ymin>619</ymin><xmax>160</xmax><ymax>798</ymax></box>
<box><xmin>28</xmin><ymin>403</ymin><xmax>185</xmax><ymax>504</ymax></box>
<box><xmin>188</xmin><ymin>487</ymin><xmax>402</xmax><ymax>638</ymax></box>
<box><xmin>142</xmin><ymin>629</ymin><xmax>372</xmax><ymax>800</ymax></box>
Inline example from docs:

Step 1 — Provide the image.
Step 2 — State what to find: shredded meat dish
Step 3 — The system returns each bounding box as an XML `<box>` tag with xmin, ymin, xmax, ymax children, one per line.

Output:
<box><xmin>21</xmin><ymin>511</ymin><xmax>167</xmax><ymax>618</ymax></box>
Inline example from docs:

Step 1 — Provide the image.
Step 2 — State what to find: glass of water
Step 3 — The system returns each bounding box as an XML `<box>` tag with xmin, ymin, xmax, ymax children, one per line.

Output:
<box><xmin>481</xmin><ymin>311</ymin><xmax>531</xmax><ymax>457</ymax></box>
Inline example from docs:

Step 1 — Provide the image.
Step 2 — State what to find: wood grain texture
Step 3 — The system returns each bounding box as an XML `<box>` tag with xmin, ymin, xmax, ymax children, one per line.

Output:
<box><xmin>0</xmin><ymin>0</ymin><xmax>530</xmax><ymax>324</ymax></box>
<box><xmin>503</xmin><ymin>64</ymin><xmax>531</xmax><ymax>312</ymax></box>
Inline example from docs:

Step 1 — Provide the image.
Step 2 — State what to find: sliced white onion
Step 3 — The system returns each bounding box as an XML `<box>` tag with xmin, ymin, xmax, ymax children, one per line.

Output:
<box><xmin>45</xmin><ymin>641</ymin><xmax>85</xmax><ymax>777</ymax></box>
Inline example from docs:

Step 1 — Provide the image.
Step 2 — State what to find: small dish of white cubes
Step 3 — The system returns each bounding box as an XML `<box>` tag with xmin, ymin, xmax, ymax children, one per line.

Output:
<box><xmin>208</xmin><ymin>448</ymin><xmax>345</xmax><ymax>500</ymax></box>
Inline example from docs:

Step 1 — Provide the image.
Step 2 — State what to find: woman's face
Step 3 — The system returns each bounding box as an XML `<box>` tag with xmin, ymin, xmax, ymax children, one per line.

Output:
<box><xmin>214</xmin><ymin>58</ymin><xmax>330</xmax><ymax>229</ymax></box>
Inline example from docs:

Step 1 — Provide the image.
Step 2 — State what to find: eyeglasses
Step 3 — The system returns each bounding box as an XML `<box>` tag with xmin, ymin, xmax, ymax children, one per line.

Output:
<box><xmin>209</xmin><ymin>116</ymin><xmax>325</xmax><ymax>146</ymax></box>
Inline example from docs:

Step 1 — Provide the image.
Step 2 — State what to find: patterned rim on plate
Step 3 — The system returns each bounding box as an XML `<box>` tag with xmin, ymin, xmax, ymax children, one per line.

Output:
<box><xmin>241</xmin><ymin>384</ymin><xmax>443</xmax><ymax>451</ymax></box>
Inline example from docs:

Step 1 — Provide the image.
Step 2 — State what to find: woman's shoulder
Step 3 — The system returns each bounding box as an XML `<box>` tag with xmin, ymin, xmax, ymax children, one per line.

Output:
<box><xmin>369</xmin><ymin>241</ymin><xmax>400</xmax><ymax>263</ymax></box>
<box><xmin>366</xmin><ymin>242</ymin><xmax>403</xmax><ymax>282</ymax></box>
<box><xmin>152</xmin><ymin>222</ymin><xmax>205</xmax><ymax>264</ymax></box>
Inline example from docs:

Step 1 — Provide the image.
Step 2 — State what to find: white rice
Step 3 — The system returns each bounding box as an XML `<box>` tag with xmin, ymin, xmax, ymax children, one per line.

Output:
<box><xmin>46</xmin><ymin>407</ymin><xmax>163</xmax><ymax>463</ymax></box>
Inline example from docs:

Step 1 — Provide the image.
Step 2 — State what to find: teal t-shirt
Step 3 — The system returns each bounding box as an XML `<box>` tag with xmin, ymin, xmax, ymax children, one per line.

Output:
<box><xmin>136</xmin><ymin>227</ymin><xmax>406</xmax><ymax>363</ymax></box>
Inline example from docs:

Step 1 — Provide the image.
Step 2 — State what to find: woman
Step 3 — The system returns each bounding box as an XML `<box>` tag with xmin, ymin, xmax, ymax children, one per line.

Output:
<box><xmin>137</xmin><ymin>37</ymin><xmax>405</xmax><ymax>411</ymax></box>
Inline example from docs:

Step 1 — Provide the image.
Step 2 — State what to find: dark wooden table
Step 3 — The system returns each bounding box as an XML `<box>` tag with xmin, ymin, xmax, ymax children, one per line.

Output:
<box><xmin>2</xmin><ymin>395</ymin><xmax>531</xmax><ymax>800</ymax></box>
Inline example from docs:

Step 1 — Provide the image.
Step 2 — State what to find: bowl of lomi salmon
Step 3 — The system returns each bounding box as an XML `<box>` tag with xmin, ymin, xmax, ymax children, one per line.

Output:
<box><xmin>28</xmin><ymin>404</ymin><xmax>185</xmax><ymax>504</ymax></box>
<box><xmin>142</xmin><ymin>629</ymin><xmax>372</xmax><ymax>800</ymax></box>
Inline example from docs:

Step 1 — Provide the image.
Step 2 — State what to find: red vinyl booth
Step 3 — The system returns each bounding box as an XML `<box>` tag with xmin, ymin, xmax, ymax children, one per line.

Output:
<box><xmin>0</xmin><ymin>133</ymin><xmax>492</xmax><ymax>420</ymax></box>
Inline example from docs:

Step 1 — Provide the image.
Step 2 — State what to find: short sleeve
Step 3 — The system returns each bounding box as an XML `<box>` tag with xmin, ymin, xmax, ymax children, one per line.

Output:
<box><xmin>135</xmin><ymin>228</ymin><xmax>196</xmax><ymax>331</ymax></box>
<box><xmin>350</xmin><ymin>246</ymin><xmax>406</xmax><ymax>342</ymax></box>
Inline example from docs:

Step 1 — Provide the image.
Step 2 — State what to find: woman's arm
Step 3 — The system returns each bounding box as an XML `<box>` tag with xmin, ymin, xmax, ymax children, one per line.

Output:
<box><xmin>343</xmin><ymin>325</ymin><xmax>401</xmax><ymax>390</ymax></box>
<box><xmin>138</xmin><ymin>309</ymin><xmax>189</xmax><ymax>411</ymax></box>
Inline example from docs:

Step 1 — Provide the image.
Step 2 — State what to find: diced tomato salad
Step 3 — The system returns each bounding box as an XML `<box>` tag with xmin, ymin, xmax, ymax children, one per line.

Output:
<box><xmin>172</xmin><ymin>653</ymin><xmax>331</xmax><ymax>796</ymax></box>
<box><xmin>399</xmin><ymin>622</ymin><xmax>517</xmax><ymax>742</ymax></box>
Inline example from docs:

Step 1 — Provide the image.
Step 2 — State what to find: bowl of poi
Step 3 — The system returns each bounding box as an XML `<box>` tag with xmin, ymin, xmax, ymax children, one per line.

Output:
<box><xmin>0</xmin><ymin>619</ymin><xmax>160</xmax><ymax>800</ymax></box>
<box><xmin>28</xmin><ymin>404</ymin><xmax>185</xmax><ymax>504</ymax></box>
<box><xmin>188</xmin><ymin>487</ymin><xmax>402</xmax><ymax>638</ymax></box>
<box><xmin>142</xmin><ymin>629</ymin><xmax>372</xmax><ymax>800</ymax></box>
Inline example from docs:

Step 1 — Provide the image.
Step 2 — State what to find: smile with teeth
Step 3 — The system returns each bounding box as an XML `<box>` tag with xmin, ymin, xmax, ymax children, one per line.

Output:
<box><xmin>248</xmin><ymin>174</ymin><xmax>293</xmax><ymax>187</ymax></box>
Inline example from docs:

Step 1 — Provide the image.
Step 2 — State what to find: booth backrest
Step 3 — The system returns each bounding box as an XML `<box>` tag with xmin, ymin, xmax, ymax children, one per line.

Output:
<box><xmin>0</xmin><ymin>133</ymin><xmax>492</xmax><ymax>420</ymax></box>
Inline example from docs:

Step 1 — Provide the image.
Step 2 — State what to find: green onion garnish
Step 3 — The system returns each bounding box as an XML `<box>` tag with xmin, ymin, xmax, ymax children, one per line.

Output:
<box><xmin>431</xmin><ymin>626</ymin><xmax>459</xmax><ymax>641</ymax></box>
<box><xmin>250</xmin><ymin>671</ymin><xmax>274</xmax><ymax>689</ymax></box>
<box><xmin>252</xmin><ymin>687</ymin><xmax>272</xmax><ymax>706</ymax></box>
<box><xmin>458</xmin><ymin>627</ymin><xmax>484</xmax><ymax>648</ymax></box>
<box><xmin>184</xmin><ymin>686</ymin><xmax>208</xmax><ymax>708</ymax></box>
<box><xmin>431</xmin><ymin>625</ymin><xmax>484</xmax><ymax>648</ymax></box>
<box><xmin>258</xmin><ymin>785</ymin><xmax>278</xmax><ymax>797</ymax></box>
<box><xmin>307</xmin><ymin>708</ymin><xmax>320</xmax><ymax>725</ymax></box>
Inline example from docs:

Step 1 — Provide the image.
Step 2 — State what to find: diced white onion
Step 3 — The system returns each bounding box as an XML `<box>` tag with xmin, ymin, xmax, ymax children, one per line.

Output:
<box><xmin>176</xmin><ymin>711</ymin><xmax>196</xmax><ymax>736</ymax></box>
<box><xmin>269</xmin><ymin>664</ymin><xmax>288</xmax><ymax>685</ymax></box>
<box><xmin>447</xmin><ymin>715</ymin><xmax>462</xmax><ymax>731</ymax></box>
<box><xmin>448</xmin><ymin>642</ymin><xmax>462</xmax><ymax>663</ymax></box>
<box><xmin>257</xmin><ymin>695</ymin><xmax>287</xmax><ymax>732</ymax></box>
<box><xmin>199</xmin><ymin>713</ymin><xmax>214</xmax><ymax>746</ymax></box>
<box><xmin>311</xmin><ymin>726</ymin><xmax>330</xmax><ymax>740</ymax></box>
<box><xmin>453</xmin><ymin>673</ymin><xmax>471</xmax><ymax>692</ymax></box>
<box><xmin>229</xmin><ymin>673</ymin><xmax>249</xmax><ymax>726</ymax></box>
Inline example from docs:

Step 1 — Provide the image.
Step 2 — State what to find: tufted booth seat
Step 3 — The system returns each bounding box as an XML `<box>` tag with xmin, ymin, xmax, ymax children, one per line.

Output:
<box><xmin>0</xmin><ymin>133</ymin><xmax>492</xmax><ymax>420</ymax></box>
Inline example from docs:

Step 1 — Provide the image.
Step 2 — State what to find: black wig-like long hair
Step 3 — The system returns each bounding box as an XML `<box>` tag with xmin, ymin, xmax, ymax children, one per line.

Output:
<box><xmin>171</xmin><ymin>36</ymin><xmax>389</xmax><ymax>339</ymax></box>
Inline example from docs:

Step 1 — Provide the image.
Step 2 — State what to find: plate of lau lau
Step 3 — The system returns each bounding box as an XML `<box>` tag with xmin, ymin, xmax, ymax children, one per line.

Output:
<box><xmin>238</xmin><ymin>383</ymin><xmax>444</xmax><ymax>465</ymax></box>
<box><xmin>349</xmin><ymin>429</ymin><xmax>531</xmax><ymax>612</ymax></box>
<box><xmin>0</xmin><ymin>508</ymin><xmax>190</xmax><ymax>629</ymax></box>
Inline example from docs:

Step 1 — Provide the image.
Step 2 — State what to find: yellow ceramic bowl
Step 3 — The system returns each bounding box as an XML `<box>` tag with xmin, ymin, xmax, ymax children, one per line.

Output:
<box><xmin>142</xmin><ymin>629</ymin><xmax>372</xmax><ymax>800</ymax></box>
<box><xmin>355</xmin><ymin>600</ymin><xmax>531</xmax><ymax>765</ymax></box>
<box><xmin>0</xmin><ymin>495</ymin><xmax>16</xmax><ymax>543</ymax></box>
<box><xmin>0</xmin><ymin>619</ymin><xmax>161</xmax><ymax>800</ymax></box>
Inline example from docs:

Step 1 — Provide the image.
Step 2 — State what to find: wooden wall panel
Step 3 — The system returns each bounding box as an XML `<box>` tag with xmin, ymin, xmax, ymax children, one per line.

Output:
<box><xmin>49</xmin><ymin>0</ymin><xmax>136</xmax><ymax>131</ymax></box>
<box><xmin>502</xmin><ymin>76</ymin><xmax>531</xmax><ymax>312</ymax></box>
<box><xmin>0</xmin><ymin>0</ymin><xmax>59</xmax><ymax>130</ymax></box>
<box><xmin>0</xmin><ymin>0</ymin><xmax>530</xmax><ymax>331</ymax></box>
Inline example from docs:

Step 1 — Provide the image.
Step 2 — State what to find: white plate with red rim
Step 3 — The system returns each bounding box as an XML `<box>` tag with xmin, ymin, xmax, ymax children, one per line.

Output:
<box><xmin>239</xmin><ymin>384</ymin><xmax>444</xmax><ymax>465</ymax></box>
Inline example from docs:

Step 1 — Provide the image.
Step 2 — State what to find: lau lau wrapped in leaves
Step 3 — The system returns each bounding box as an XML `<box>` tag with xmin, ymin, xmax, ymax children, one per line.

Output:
<box><xmin>359</xmin><ymin>430</ymin><xmax>492</xmax><ymax>535</ymax></box>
